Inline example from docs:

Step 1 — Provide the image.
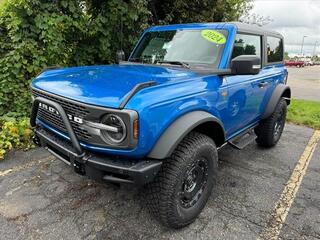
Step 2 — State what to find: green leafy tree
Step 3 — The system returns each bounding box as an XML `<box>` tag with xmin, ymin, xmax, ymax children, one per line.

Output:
<box><xmin>0</xmin><ymin>0</ymin><xmax>149</xmax><ymax>116</ymax></box>
<box><xmin>284</xmin><ymin>52</ymin><xmax>290</xmax><ymax>60</ymax></box>
<box><xmin>149</xmin><ymin>0</ymin><xmax>252</xmax><ymax>24</ymax></box>
<box><xmin>0</xmin><ymin>1</ymin><xmax>84</xmax><ymax>116</ymax></box>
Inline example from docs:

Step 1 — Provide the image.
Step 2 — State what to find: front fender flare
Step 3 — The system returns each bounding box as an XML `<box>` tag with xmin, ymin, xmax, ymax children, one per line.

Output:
<box><xmin>262</xmin><ymin>84</ymin><xmax>291</xmax><ymax>119</ymax></box>
<box><xmin>147</xmin><ymin>111</ymin><xmax>225</xmax><ymax>159</ymax></box>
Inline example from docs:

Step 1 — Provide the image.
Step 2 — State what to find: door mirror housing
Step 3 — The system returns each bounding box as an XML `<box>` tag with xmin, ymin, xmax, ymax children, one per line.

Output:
<box><xmin>231</xmin><ymin>55</ymin><xmax>261</xmax><ymax>75</ymax></box>
<box><xmin>116</xmin><ymin>50</ymin><xmax>125</xmax><ymax>64</ymax></box>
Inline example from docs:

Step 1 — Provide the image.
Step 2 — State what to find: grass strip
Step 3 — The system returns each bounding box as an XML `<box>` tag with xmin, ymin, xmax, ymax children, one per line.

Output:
<box><xmin>287</xmin><ymin>99</ymin><xmax>320</xmax><ymax>129</ymax></box>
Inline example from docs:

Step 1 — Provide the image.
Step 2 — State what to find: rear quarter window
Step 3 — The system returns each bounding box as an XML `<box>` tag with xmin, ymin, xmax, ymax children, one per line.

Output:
<box><xmin>267</xmin><ymin>36</ymin><xmax>284</xmax><ymax>63</ymax></box>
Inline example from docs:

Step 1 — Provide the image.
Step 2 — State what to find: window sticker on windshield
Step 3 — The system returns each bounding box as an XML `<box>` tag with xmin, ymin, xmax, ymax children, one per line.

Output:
<box><xmin>201</xmin><ymin>30</ymin><xmax>226</xmax><ymax>44</ymax></box>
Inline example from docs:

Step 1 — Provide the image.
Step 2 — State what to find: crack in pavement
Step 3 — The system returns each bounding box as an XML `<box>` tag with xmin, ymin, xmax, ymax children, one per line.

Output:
<box><xmin>0</xmin><ymin>156</ymin><xmax>55</xmax><ymax>177</ymax></box>
<box><xmin>217</xmin><ymin>204</ymin><xmax>265</xmax><ymax>229</ymax></box>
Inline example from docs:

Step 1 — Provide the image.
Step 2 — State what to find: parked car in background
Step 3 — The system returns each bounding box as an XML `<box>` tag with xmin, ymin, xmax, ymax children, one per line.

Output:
<box><xmin>305</xmin><ymin>60</ymin><xmax>314</xmax><ymax>66</ymax></box>
<box><xmin>285</xmin><ymin>60</ymin><xmax>305</xmax><ymax>67</ymax></box>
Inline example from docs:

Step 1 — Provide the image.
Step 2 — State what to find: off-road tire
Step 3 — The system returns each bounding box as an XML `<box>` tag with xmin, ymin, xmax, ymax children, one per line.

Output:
<box><xmin>255</xmin><ymin>98</ymin><xmax>287</xmax><ymax>147</ymax></box>
<box><xmin>145</xmin><ymin>132</ymin><xmax>218</xmax><ymax>229</ymax></box>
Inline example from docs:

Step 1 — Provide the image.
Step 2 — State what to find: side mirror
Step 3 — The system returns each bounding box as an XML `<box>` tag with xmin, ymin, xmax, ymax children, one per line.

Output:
<box><xmin>116</xmin><ymin>50</ymin><xmax>125</xmax><ymax>64</ymax></box>
<box><xmin>231</xmin><ymin>55</ymin><xmax>261</xmax><ymax>75</ymax></box>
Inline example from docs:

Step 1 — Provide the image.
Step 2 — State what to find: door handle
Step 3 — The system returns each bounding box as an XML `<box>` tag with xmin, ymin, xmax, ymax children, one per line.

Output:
<box><xmin>258</xmin><ymin>82</ymin><xmax>268</xmax><ymax>88</ymax></box>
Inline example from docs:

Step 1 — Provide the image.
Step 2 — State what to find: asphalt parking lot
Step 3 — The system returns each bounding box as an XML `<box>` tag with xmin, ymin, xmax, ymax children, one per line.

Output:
<box><xmin>0</xmin><ymin>124</ymin><xmax>319</xmax><ymax>240</ymax></box>
<box><xmin>288</xmin><ymin>65</ymin><xmax>320</xmax><ymax>101</ymax></box>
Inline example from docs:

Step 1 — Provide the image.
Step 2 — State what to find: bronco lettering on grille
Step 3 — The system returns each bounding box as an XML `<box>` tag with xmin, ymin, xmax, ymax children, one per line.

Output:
<box><xmin>39</xmin><ymin>102</ymin><xmax>83</xmax><ymax>124</ymax></box>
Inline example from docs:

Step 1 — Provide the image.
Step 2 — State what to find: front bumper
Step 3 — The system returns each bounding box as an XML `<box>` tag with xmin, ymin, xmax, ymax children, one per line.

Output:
<box><xmin>31</xmin><ymin>97</ymin><xmax>162</xmax><ymax>185</ymax></box>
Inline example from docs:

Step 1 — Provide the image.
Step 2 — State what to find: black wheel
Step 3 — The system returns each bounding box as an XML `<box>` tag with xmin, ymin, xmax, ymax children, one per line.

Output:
<box><xmin>145</xmin><ymin>132</ymin><xmax>218</xmax><ymax>229</ymax></box>
<box><xmin>255</xmin><ymin>98</ymin><xmax>287</xmax><ymax>147</ymax></box>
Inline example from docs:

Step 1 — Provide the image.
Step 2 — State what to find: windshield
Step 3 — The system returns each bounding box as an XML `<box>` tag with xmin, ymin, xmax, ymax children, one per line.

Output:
<box><xmin>129</xmin><ymin>29</ymin><xmax>227</xmax><ymax>67</ymax></box>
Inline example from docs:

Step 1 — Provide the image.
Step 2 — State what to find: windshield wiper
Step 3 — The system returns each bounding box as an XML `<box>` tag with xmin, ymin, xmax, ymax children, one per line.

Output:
<box><xmin>157</xmin><ymin>61</ymin><xmax>190</xmax><ymax>69</ymax></box>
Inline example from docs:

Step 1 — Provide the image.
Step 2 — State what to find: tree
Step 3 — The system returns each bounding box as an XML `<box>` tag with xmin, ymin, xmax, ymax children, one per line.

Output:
<box><xmin>240</xmin><ymin>13</ymin><xmax>273</xmax><ymax>26</ymax></box>
<box><xmin>284</xmin><ymin>52</ymin><xmax>290</xmax><ymax>60</ymax></box>
<box><xmin>149</xmin><ymin>0</ymin><xmax>253</xmax><ymax>24</ymax></box>
<box><xmin>0</xmin><ymin>0</ymin><xmax>150</xmax><ymax>115</ymax></box>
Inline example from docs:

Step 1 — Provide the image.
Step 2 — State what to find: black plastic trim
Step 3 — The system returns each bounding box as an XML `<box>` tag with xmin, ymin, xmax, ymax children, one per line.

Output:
<box><xmin>148</xmin><ymin>111</ymin><xmax>225</xmax><ymax>159</ymax></box>
<box><xmin>262</xmin><ymin>84</ymin><xmax>291</xmax><ymax>119</ymax></box>
<box><xmin>119</xmin><ymin>81</ymin><xmax>156</xmax><ymax>109</ymax></box>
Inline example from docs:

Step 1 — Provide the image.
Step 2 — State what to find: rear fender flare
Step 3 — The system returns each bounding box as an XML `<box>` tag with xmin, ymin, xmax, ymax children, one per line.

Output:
<box><xmin>262</xmin><ymin>84</ymin><xmax>291</xmax><ymax>119</ymax></box>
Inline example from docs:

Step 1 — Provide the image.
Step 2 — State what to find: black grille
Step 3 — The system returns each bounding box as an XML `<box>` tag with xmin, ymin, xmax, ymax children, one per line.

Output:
<box><xmin>32</xmin><ymin>89</ymin><xmax>91</xmax><ymax>141</ymax></box>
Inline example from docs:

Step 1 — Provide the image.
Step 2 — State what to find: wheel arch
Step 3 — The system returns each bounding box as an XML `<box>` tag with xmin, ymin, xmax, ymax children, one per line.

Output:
<box><xmin>281</xmin><ymin>87</ymin><xmax>291</xmax><ymax>105</ymax></box>
<box><xmin>147</xmin><ymin>111</ymin><xmax>225</xmax><ymax>159</ymax></box>
<box><xmin>262</xmin><ymin>84</ymin><xmax>291</xmax><ymax>119</ymax></box>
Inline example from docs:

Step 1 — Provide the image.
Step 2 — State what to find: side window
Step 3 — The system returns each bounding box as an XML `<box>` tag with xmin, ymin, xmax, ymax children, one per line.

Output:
<box><xmin>267</xmin><ymin>36</ymin><xmax>283</xmax><ymax>63</ymax></box>
<box><xmin>231</xmin><ymin>34</ymin><xmax>261</xmax><ymax>59</ymax></box>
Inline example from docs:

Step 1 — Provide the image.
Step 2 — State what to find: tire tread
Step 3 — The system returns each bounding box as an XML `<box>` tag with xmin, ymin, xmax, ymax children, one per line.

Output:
<box><xmin>145</xmin><ymin>132</ymin><xmax>217</xmax><ymax>228</ymax></box>
<box><xmin>255</xmin><ymin>98</ymin><xmax>287</xmax><ymax>147</ymax></box>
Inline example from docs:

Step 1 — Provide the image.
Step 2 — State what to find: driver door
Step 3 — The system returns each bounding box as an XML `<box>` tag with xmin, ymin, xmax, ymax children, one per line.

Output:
<box><xmin>223</xmin><ymin>33</ymin><xmax>270</xmax><ymax>136</ymax></box>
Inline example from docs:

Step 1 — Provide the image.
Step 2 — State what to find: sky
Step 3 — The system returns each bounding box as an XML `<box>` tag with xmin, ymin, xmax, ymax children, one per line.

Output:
<box><xmin>250</xmin><ymin>0</ymin><xmax>320</xmax><ymax>56</ymax></box>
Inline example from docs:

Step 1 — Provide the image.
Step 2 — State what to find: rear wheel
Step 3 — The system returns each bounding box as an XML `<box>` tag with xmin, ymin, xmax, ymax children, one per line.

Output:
<box><xmin>255</xmin><ymin>98</ymin><xmax>287</xmax><ymax>147</ymax></box>
<box><xmin>145</xmin><ymin>132</ymin><xmax>218</xmax><ymax>228</ymax></box>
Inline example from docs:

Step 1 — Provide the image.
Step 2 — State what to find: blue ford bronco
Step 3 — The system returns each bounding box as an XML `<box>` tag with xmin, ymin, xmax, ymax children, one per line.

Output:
<box><xmin>30</xmin><ymin>22</ymin><xmax>291</xmax><ymax>228</ymax></box>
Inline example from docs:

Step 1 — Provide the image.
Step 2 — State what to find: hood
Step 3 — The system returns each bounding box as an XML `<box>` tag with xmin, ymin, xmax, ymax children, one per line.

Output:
<box><xmin>32</xmin><ymin>64</ymin><xmax>199</xmax><ymax>108</ymax></box>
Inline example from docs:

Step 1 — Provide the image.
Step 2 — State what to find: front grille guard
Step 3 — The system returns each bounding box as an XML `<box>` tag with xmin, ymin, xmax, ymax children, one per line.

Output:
<box><xmin>30</xmin><ymin>97</ymin><xmax>83</xmax><ymax>155</ymax></box>
<box><xmin>32</xmin><ymin>88</ymin><xmax>91</xmax><ymax>141</ymax></box>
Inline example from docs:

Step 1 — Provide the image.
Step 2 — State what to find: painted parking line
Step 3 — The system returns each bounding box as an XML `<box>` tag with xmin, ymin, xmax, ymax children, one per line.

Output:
<box><xmin>258</xmin><ymin>130</ymin><xmax>320</xmax><ymax>240</ymax></box>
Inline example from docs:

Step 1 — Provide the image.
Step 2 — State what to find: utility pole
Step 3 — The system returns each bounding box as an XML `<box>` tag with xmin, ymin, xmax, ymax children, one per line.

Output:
<box><xmin>300</xmin><ymin>35</ymin><xmax>307</xmax><ymax>57</ymax></box>
<box><xmin>312</xmin><ymin>41</ymin><xmax>318</xmax><ymax>57</ymax></box>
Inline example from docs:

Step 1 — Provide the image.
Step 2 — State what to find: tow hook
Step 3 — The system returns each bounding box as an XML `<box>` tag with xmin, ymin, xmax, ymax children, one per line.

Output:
<box><xmin>74</xmin><ymin>160</ymin><xmax>86</xmax><ymax>175</ymax></box>
<box><xmin>32</xmin><ymin>135</ymin><xmax>41</xmax><ymax>146</ymax></box>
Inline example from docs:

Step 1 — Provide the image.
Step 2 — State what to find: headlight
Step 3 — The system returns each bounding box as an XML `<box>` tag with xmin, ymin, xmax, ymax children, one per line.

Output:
<box><xmin>101</xmin><ymin>114</ymin><xmax>127</xmax><ymax>144</ymax></box>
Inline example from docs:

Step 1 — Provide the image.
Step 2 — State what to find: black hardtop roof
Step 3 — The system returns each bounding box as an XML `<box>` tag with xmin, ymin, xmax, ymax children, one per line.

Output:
<box><xmin>230</xmin><ymin>22</ymin><xmax>283</xmax><ymax>38</ymax></box>
<box><xmin>148</xmin><ymin>22</ymin><xmax>283</xmax><ymax>38</ymax></box>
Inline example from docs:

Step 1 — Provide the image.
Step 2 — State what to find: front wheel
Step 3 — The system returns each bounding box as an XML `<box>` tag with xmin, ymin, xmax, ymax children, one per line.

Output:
<box><xmin>255</xmin><ymin>98</ymin><xmax>287</xmax><ymax>147</ymax></box>
<box><xmin>145</xmin><ymin>132</ymin><xmax>218</xmax><ymax>229</ymax></box>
